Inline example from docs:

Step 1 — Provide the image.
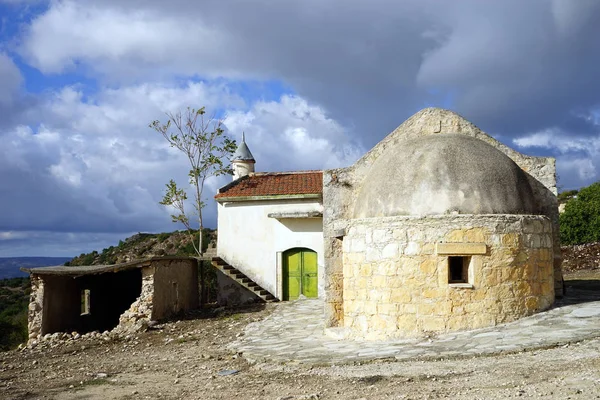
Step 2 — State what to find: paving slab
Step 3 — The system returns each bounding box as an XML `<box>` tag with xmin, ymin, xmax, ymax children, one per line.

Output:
<box><xmin>230</xmin><ymin>298</ymin><xmax>600</xmax><ymax>365</ymax></box>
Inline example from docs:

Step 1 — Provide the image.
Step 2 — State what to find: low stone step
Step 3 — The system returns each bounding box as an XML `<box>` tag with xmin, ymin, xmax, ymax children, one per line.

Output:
<box><xmin>210</xmin><ymin>257</ymin><xmax>277</xmax><ymax>303</ymax></box>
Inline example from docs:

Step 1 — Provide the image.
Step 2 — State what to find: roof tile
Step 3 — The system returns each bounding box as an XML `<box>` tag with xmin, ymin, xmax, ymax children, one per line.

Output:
<box><xmin>215</xmin><ymin>171</ymin><xmax>322</xmax><ymax>199</ymax></box>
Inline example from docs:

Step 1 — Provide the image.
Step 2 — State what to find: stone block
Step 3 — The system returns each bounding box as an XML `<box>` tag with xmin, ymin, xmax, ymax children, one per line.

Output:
<box><xmin>464</xmin><ymin>228</ymin><xmax>487</xmax><ymax>242</ymax></box>
<box><xmin>446</xmin><ymin>229</ymin><xmax>465</xmax><ymax>242</ymax></box>
<box><xmin>373</xmin><ymin>229</ymin><xmax>389</xmax><ymax>243</ymax></box>
<box><xmin>390</xmin><ymin>289</ymin><xmax>411</xmax><ymax>303</ymax></box>
<box><xmin>378</xmin><ymin>260</ymin><xmax>397</xmax><ymax>276</ymax></box>
<box><xmin>436</xmin><ymin>242</ymin><xmax>486</xmax><ymax>255</ymax></box>
<box><xmin>377</xmin><ymin>303</ymin><xmax>396</xmax><ymax>315</ymax></box>
<box><xmin>419</xmin><ymin>259</ymin><xmax>437</xmax><ymax>275</ymax></box>
<box><xmin>351</xmin><ymin>238</ymin><xmax>366</xmax><ymax>252</ymax></box>
<box><xmin>420</xmin><ymin>316</ymin><xmax>446</xmax><ymax>332</ymax></box>
<box><xmin>396</xmin><ymin>314</ymin><xmax>417</xmax><ymax>331</ymax></box>
<box><xmin>365</xmin><ymin>228</ymin><xmax>373</xmax><ymax>244</ymax></box>
<box><xmin>364</xmin><ymin>301</ymin><xmax>377</xmax><ymax>315</ymax></box>
<box><xmin>423</xmin><ymin>288</ymin><xmax>444</xmax><ymax>299</ymax></box>
<box><xmin>421</xmin><ymin>243</ymin><xmax>435</xmax><ymax>254</ymax></box>
<box><xmin>359</xmin><ymin>264</ymin><xmax>372</xmax><ymax>277</ymax></box>
<box><xmin>471</xmin><ymin>313</ymin><xmax>495</xmax><ymax>328</ymax></box>
<box><xmin>342</xmin><ymin>237</ymin><xmax>351</xmax><ymax>253</ymax></box>
<box><xmin>382</xmin><ymin>243</ymin><xmax>399</xmax><ymax>259</ymax></box>
<box><xmin>366</xmin><ymin>247</ymin><xmax>381</xmax><ymax>262</ymax></box>
<box><xmin>447</xmin><ymin>315</ymin><xmax>469</xmax><ymax>331</ymax></box>
<box><xmin>525</xmin><ymin>296</ymin><xmax>539</xmax><ymax>311</ymax></box>
<box><xmin>356</xmin><ymin>315</ymin><xmax>369</xmax><ymax>332</ymax></box>
<box><xmin>371</xmin><ymin>275</ymin><xmax>388</xmax><ymax>288</ymax></box>
<box><xmin>501</xmin><ymin>233</ymin><xmax>520</xmax><ymax>247</ymax></box>
<box><xmin>393</xmin><ymin>228</ymin><xmax>407</xmax><ymax>241</ymax></box>
<box><xmin>405</xmin><ymin>242</ymin><xmax>421</xmax><ymax>256</ymax></box>
<box><xmin>417</xmin><ymin>303</ymin><xmax>437</xmax><ymax>316</ymax></box>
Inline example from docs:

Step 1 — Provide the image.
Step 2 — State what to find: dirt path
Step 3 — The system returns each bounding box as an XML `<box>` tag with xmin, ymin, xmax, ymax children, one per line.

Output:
<box><xmin>2</xmin><ymin>273</ymin><xmax>600</xmax><ymax>400</ymax></box>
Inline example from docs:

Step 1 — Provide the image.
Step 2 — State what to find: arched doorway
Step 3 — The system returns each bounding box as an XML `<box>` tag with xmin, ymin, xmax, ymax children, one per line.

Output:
<box><xmin>282</xmin><ymin>248</ymin><xmax>318</xmax><ymax>300</ymax></box>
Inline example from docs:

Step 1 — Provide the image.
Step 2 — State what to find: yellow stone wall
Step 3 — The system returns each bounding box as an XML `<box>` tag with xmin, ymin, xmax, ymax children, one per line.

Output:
<box><xmin>342</xmin><ymin>215</ymin><xmax>554</xmax><ymax>340</ymax></box>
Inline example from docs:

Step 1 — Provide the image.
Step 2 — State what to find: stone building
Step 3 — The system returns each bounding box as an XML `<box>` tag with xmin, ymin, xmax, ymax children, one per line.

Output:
<box><xmin>214</xmin><ymin>108</ymin><xmax>561</xmax><ymax>339</ymax></box>
<box><xmin>23</xmin><ymin>257</ymin><xmax>198</xmax><ymax>341</ymax></box>
<box><xmin>214</xmin><ymin>135</ymin><xmax>324</xmax><ymax>303</ymax></box>
<box><xmin>323</xmin><ymin>108</ymin><xmax>562</xmax><ymax>339</ymax></box>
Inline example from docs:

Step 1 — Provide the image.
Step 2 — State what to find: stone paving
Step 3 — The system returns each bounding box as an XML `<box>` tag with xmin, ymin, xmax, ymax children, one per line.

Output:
<box><xmin>230</xmin><ymin>295</ymin><xmax>600</xmax><ymax>365</ymax></box>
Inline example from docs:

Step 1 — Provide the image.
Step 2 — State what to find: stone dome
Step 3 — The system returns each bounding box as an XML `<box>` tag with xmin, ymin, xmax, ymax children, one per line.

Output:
<box><xmin>353</xmin><ymin>134</ymin><xmax>537</xmax><ymax>218</ymax></box>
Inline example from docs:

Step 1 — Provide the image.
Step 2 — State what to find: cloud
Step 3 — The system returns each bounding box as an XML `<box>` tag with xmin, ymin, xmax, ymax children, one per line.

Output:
<box><xmin>514</xmin><ymin>127</ymin><xmax>600</xmax><ymax>189</ymax></box>
<box><xmin>0</xmin><ymin>81</ymin><xmax>245</xmax><ymax>235</ymax></box>
<box><xmin>224</xmin><ymin>95</ymin><xmax>363</xmax><ymax>172</ymax></box>
<box><xmin>0</xmin><ymin>77</ymin><xmax>356</xmax><ymax>254</ymax></box>
<box><xmin>0</xmin><ymin>52</ymin><xmax>22</xmax><ymax>105</ymax></box>
<box><xmin>16</xmin><ymin>0</ymin><xmax>600</xmax><ymax>147</ymax></box>
<box><xmin>4</xmin><ymin>0</ymin><xmax>600</xmax><ymax>255</ymax></box>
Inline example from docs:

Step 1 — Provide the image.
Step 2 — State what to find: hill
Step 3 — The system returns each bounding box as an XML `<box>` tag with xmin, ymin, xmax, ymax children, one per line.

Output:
<box><xmin>0</xmin><ymin>257</ymin><xmax>72</xmax><ymax>280</ymax></box>
<box><xmin>65</xmin><ymin>229</ymin><xmax>216</xmax><ymax>266</ymax></box>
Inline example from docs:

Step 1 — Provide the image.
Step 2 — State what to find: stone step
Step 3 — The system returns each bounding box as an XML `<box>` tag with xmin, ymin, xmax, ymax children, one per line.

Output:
<box><xmin>210</xmin><ymin>257</ymin><xmax>278</xmax><ymax>303</ymax></box>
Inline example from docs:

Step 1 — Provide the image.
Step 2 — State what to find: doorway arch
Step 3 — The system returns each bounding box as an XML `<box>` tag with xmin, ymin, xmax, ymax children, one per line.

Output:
<box><xmin>282</xmin><ymin>248</ymin><xmax>318</xmax><ymax>300</ymax></box>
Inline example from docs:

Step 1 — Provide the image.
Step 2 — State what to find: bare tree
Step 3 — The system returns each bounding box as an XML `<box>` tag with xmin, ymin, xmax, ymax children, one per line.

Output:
<box><xmin>150</xmin><ymin>106</ymin><xmax>236</xmax><ymax>256</ymax></box>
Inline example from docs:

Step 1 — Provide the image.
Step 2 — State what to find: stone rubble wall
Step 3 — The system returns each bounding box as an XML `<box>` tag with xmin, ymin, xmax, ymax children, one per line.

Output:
<box><xmin>27</xmin><ymin>275</ymin><xmax>44</xmax><ymax>341</ymax></box>
<box><xmin>341</xmin><ymin>214</ymin><xmax>554</xmax><ymax>340</ymax></box>
<box><xmin>114</xmin><ymin>268</ymin><xmax>155</xmax><ymax>334</ymax></box>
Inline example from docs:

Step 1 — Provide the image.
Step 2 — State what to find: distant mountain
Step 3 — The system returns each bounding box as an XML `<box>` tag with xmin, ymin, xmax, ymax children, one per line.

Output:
<box><xmin>0</xmin><ymin>257</ymin><xmax>72</xmax><ymax>279</ymax></box>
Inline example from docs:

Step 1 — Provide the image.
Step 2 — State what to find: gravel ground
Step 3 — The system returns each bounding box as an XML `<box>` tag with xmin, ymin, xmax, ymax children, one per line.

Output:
<box><xmin>1</xmin><ymin>272</ymin><xmax>600</xmax><ymax>400</ymax></box>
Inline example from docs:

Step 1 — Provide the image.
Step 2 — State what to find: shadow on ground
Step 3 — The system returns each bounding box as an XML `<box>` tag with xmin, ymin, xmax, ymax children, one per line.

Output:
<box><xmin>557</xmin><ymin>278</ymin><xmax>600</xmax><ymax>306</ymax></box>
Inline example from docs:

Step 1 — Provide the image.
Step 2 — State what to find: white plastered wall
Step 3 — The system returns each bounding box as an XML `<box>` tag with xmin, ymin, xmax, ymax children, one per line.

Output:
<box><xmin>217</xmin><ymin>198</ymin><xmax>324</xmax><ymax>299</ymax></box>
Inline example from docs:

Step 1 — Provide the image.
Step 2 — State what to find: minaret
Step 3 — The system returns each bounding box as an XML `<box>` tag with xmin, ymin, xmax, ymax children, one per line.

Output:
<box><xmin>231</xmin><ymin>132</ymin><xmax>256</xmax><ymax>180</ymax></box>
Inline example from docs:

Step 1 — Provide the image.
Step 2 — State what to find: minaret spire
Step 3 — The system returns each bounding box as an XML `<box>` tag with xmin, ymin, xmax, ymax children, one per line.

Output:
<box><xmin>231</xmin><ymin>132</ymin><xmax>256</xmax><ymax>180</ymax></box>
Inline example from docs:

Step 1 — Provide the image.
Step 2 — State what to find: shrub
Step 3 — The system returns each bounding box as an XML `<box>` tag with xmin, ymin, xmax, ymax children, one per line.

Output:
<box><xmin>560</xmin><ymin>182</ymin><xmax>600</xmax><ymax>245</ymax></box>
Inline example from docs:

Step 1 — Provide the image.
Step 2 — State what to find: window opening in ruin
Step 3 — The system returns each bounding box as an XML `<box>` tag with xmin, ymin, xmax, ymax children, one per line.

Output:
<box><xmin>80</xmin><ymin>289</ymin><xmax>91</xmax><ymax>315</ymax></box>
<box><xmin>448</xmin><ymin>256</ymin><xmax>470</xmax><ymax>284</ymax></box>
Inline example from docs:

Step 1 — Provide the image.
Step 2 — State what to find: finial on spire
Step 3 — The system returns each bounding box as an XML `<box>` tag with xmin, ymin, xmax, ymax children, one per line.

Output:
<box><xmin>242</xmin><ymin>131</ymin><xmax>246</xmax><ymax>142</ymax></box>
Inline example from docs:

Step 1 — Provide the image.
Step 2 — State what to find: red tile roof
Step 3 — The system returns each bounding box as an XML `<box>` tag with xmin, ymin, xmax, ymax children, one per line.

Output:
<box><xmin>215</xmin><ymin>171</ymin><xmax>323</xmax><ymax>199</ymax></box>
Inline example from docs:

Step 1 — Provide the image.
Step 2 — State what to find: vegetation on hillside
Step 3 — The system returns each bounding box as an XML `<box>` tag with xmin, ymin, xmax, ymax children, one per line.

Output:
<box><xmin>0</xmin><ymin>277</ymin><xmax>30</xmax><ymax>351</ymax></box>
<box><xmin>66</xmin><ymin>229</ymin><xmax>216</xmax><ymax>266</ymax></box>
<box><xmin>560</xmin><ymin>183</ymin><xmax>600</xmax><ymax>245</ymax></box>
<box><xmin>558</xmin><ymin>189</ymin><xmax>578</xmax><ymax>204</ymax></box>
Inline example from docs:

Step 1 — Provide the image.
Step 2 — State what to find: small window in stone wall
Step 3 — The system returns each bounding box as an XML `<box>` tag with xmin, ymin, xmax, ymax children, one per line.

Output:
<box><xmin>81</xmin><ymin>289</ymin><xmax>91</xmax><ymax>315</ymax></box>
<box><xmin>448</xmin><ymin>256</ymin><xmax>470</xmax><ymax>284</ymax></box>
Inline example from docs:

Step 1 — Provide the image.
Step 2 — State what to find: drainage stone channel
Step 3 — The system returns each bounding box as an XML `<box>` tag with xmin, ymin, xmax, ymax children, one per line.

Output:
<box><xmin>229</xmin><ymin>298</ymin><xmax>600</xmax><ymax>365</ymax></box>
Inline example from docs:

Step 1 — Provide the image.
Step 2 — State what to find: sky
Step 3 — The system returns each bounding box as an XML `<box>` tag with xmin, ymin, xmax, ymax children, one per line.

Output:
<box><xmin>0</xmin><ymin>0</ymin><xmax>599</xmax><ymax>257</ymax></box>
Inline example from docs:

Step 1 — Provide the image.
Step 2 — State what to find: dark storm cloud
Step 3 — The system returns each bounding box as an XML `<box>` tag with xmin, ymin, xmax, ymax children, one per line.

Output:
<box><xmin>3</xmin><ymin>0</ymin><xmax>600</xmax><ymax>255</ymax></box>
<box><xmin>21</xmin><ymin>0</ymin><xmax>600</xmax><ymax>146</ymax></box>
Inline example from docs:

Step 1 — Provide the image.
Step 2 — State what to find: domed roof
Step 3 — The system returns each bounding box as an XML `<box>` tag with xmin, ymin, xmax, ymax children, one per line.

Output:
<box><xmin>353</xmin><ymin>134</ymin><xmax>537</xmax><ymax>218</ymax></box>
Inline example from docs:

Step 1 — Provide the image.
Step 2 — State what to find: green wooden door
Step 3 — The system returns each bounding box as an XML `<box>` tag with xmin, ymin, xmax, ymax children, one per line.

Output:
<box><xmin>283</xmin><ymin>249</ymin><xmax>302</xmax><ymax>300</ymax></box>
<box><xmin>283</xmin><ymin>248</ymin><xmax>318</xmax><ymax>300</ymax></box>
<box><xmin>301</xmin><ymin>251</ymin><xmax>318</xmax><ymax>298</ymax></box>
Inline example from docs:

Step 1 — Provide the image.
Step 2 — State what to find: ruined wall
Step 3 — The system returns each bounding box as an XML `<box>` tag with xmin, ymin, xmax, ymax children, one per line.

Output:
<box><xmin>151</xmin><ymin>259</ymin><xmax>199</xmax><ymax>320</ymax></box>
<box><xmin>341</xmin><ymin>215</ymin><xmax>554</xmax><ymax>340</ymax></box>
<box><xmin>27</xmin><ymin>276</ymin><xmax>44</xmax><ymax>341</ymax></box>
<box><xmin>323</xmin><ymin>108</ymin><xmax>561</xmax><ymax>327</ymax></box>
<box><xmin>117</xmin><ymin>259</ymin><xmax>199</xmax><ymax>332</ymax></box>
<box><xmin>27</xmin><ymin>258</ymin><xmax>200</xmax><ymax>340</ymax></box>
<box><xmin>41</xmin><ymin>275</ymin><xmax>80</xmax><ymax>335</ymax></box>
<box><xmin>116</xmin><ymin>268</ymin><xmax>155</xmax><ymax>333</ymax></box>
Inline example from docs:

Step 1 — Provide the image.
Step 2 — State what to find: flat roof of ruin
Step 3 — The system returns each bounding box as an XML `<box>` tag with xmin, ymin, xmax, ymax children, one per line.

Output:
<box><xmin>21</xmin><ymin>256</ymin><xmax>198</xmax><ymax>276</ymax></box>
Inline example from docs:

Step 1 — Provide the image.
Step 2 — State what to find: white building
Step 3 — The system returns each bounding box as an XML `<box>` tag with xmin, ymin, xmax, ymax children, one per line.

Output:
<box><xmin>215</xmin><ymin>136</ymin><xmax>324</xmax><ymax>302</ymax></box>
